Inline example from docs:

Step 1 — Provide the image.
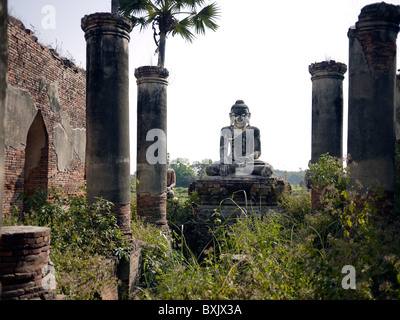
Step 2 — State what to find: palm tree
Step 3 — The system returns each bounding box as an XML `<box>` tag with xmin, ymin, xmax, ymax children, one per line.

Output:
<box><xmin>118</xmin><ymin>0</ymin><xmax>220</xmax><ymax>68</ymax></box>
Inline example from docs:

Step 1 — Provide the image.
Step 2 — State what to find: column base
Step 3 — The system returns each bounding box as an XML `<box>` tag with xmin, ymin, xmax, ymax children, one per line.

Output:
<box><xmin>111</xmin><ymin>203</ymin><xmax>132</xmax><ymax>236</ymax></box>
<box><xmin>136</xmin><ymin>193</ymin><xmax>168</xmax><ymax>231</ymax></box>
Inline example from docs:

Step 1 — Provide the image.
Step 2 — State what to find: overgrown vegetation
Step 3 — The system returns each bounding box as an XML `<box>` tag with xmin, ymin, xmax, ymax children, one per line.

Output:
<box><xmin>133</xmin><ymin>153</ymin><xmax>400</xmax><ymax>299</ymax></box>
<box><xmin>4</xmin><ymin>187</ymin><xmax>130</xmax><ymax>300</ymax></box>
<box><xmin>5</xmin><ymin>154</ymin><xmax>400</xmax><ymax>299</ymax></box>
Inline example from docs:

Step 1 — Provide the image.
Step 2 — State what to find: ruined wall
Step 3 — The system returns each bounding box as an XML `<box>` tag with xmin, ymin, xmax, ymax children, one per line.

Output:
<box><xmin>4</xmin><ymin>16</ymin><xmax>86</xmax><ymax>215</ymax></box>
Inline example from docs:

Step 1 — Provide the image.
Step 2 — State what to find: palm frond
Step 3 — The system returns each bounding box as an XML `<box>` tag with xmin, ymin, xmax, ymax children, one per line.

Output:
<box><xmin>172</xmin><ymin>17</ymin><xmax>196</xmax><ymax>42</ymax></box>
<box><xmin>191</xmin><ymin>2</ymin><xmax>220</xmax><ymax>35</ymax></box>
<box><xmin>119</xmin><ymin>0</ymin><xmax>158</xmax><ymax>18</ymax></box>
<box><xmin>173</xmin><ymin>0</ymin><xmax>206</xmax><ymax>11</ymax></box>
<box><xmin>130</xmin><ymin>16</ymin><xmax>151</xmax><ymax>31</ymax></box>
<box><xmin>119</xmin><ymin>0</ymin><xmax>221</xmax><ymax>67</ymax></box>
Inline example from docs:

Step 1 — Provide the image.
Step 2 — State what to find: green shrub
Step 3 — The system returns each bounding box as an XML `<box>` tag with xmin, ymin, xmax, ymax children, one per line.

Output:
<box><xmin>133</xmin><ymin>154</ymin><xmax>400</xmax><ymax>300</ymax></box>
<box><xmin>8</xmin><ymin>152</ymin><xmax>400</xmax><ymax>300</ymax></box>
<box><xmin>304</xmin><ymin>154</ymin><xmax>400</xmax><ymax>299</ymax></box>
<box><xmin>7</xmin><ymin>187</ymin><xmax>130</xmax><ymax>299</ymax></box>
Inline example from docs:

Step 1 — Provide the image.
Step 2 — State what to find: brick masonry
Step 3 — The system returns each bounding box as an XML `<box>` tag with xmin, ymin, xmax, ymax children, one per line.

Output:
<box><xmin>1</xmin><ymin>16</ymin><xmax>145</xmax><ymax>301</ymax></box>
<box><xmin>3</xmin><ymin>16</ymin><xmax>86</xmax><ymax>216</ymax></box>
<box><xmin>136</xmin><ymin>193</ymin><xmax>168</xmax><ymax>229</ymax></box>
<box><xmin>0</xmin><ymin>226</ymin><xmax>57</xmax><ymax>300</ymax></box>
<box><xmin>189</xmin><ymin>177</ymin><xmax>290</xmax><ymax>216</ymax></box>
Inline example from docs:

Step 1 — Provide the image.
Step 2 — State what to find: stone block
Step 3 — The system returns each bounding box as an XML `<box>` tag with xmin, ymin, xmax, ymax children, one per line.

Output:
<box><xmin>190</xmin><ymin>176</ymin><xmax>290</xmax><ymax>215</ymax></box>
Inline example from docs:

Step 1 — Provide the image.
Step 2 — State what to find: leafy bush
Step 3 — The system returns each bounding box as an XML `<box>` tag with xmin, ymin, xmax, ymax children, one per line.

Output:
<box><xmin>6</xmin><ymin>187</ymin><xmax>130</xmax><ymax>299</ymax></box>
<box><xmin>7</xmin><ymin>152</ymin><xmax>400</xmax><ymax>300</ymax></box>
<box><xmin>304</xmin><ymin>154</ymin><xmax>400</xmax><ymax>299</ymax></box>
<box><xmin>132</xmin><ymin>154</ymin><xmax>400</xmax><ymax>300</ymax></box>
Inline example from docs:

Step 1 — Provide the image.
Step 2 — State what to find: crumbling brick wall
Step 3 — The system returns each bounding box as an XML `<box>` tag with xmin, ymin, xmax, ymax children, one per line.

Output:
<box><xmin>3</xmin><ymin>16</ymin><xmax>86</xmax><ymax>216</ymax></box>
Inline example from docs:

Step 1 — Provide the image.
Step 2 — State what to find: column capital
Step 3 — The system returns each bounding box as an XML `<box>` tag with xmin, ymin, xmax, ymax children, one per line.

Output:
<box><xmin>354</xmin><ymin>2</ymin><xmax>400</xmax><ymax>33</ymax></box>
<box><xmin>81</xmin><ymin>12</ymin><xmax>133</xmax><ymax>41</ymax></box>
<box><xmin>135</xmin><ymin>66</ymin><xmax>169</xmax><ymax>85</ymax></box>
<box><xmin>309</xmin><ymin>60</ymin><xmax>347</xmax><ymax>81</ymax></box>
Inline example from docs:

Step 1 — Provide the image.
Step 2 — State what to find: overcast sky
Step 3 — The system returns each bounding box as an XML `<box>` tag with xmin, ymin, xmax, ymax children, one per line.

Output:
<box><xmin>8</xmin><ymin>0</ymin><xmax>400</xmax><ymax>173</ymax></box>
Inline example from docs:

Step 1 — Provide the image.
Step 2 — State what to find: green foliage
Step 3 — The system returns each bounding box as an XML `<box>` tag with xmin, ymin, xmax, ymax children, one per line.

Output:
<box><xmin>278</xmin><ymin>187</ymin><xmax>311</xmax><ymax>223</ymax></box>
<box><xmin>274</xmin><ymin>169</ymin><xmax>307</xmax><ymax>187</ymax></box>
<box><xmin>191</xmin><ymin>159</ymin><xmax>213</xmax><ymax>178</ymax></box>
<box><xmin>307</xmin><ymin>153</ymin><xmax>349</xmax><ymax>191</ymax></box>
<box><xmin>168</xmin><ymin>158</ymin><xmax>212</xmax><ymax>187</ymax></box>
<box><xmin>304</xmin><ymin>154</ymin><xmax>400</xmax><ymax>299</ymax></box>
<box><xmin>8</xmin><ymin>153</ymin><xmax>400</xmax><ymax>300</ymax></box>
<box><xmin>131</xmin><ymin>153</ymin><xmax>400</xmax><ymax>300</ymax></box>
<box><xmin>119</xmin><ymin>0</ymin><xmax>220</xmax><ymax>40</ymax></box>
<box><xmin>170</xmin><ymin>158</ymin><xmax>198</xmax><ymax>187</ymax></box>
<box><xmin>51</xmin><ymin>248</ymin><xmax>118</xmax><ymax>300</ymax></box>
<box><xmin>119</xmin><ymin>0</ymin><xmax>220</xmax><ymax>67</ymax></box>
<box><xmin>8</xmin><ymin>187</ymin><xmax>130</xmax><ymax>299</ymax></box>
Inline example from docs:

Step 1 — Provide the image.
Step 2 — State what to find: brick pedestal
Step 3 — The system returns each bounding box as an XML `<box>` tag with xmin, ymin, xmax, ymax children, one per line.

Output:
<box><xmin>189</xmin><ymin>176</ymin><xmax>290</xmax><ymax>216</ymax></box>
<box><xmin>136</xmin><ymin>194</ymin><xmax>168</xmax><ymax>230</ymax></box>
<box><xmin>0</xmin><ymin>226</ymin><xmax>57</xmax><ymax>300</ymax></box>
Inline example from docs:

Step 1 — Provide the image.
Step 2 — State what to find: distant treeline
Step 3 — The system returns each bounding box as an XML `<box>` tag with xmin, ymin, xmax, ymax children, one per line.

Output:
<box><xmin>273</xmin><ymin>169</ymin><xmax>307</xmax><ymax>187</ymax></box>
<box><xmin>132</xmin><ymin>159</ymin><xmax>308</xmax><ymax>189</ymax></box>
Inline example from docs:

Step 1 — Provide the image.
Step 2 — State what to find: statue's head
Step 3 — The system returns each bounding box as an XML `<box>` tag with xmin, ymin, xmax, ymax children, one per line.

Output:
<box><xmin>230</xmin><ymin>100</ymin><xmax>251</xmax><ymax>129</ymax></box>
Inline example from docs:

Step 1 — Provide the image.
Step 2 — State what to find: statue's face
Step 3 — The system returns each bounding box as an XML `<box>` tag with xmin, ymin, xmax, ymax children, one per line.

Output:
<box><xmin>230</xmin><ymin>107</ymin><xmax>250</xmax><ymax>129</ymax></box>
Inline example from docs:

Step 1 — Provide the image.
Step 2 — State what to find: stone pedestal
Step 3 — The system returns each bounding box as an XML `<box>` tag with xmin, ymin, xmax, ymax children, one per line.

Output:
<box><xmin>309</xmin><ymin>60</ymin><xmax>347</xmax><ymax>163</ymax></box>
<box><xmin>81</xmin><ymin>13</ymin><xmax>133</xmax><ymax>235</ymax></box>
<box><xmin>135</xmin><ymin>66</ymin><xmax>169</xmax><ymax>231</ymax></box>
<box><xmin>347</xmin><ymin>3</ymin><xmax>400</xmax><ymax>194</ymax></box>
<box><xmin>189</xmin><ymin>175</ymin><xmax>289</xmax><ymax>217</ymax></box>
<box><xmin>0</xmin><ymin>226</ymin><xmax>57</xmax><ymax>300</ymax></box>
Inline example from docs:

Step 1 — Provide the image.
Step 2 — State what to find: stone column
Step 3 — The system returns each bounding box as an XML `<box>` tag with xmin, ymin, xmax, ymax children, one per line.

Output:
<box><xmin>0</xmin><ymin>0</ymin><xmax>8</xmax><ymax>299</ymax></box>
<box><xmin>81</xmin><ymin>13</ymin><xmax>133</xmax><ymax>235</ymax></box>
<box><xmin>347</xmin><ymin>3</ymin><xmax>400</xmax><ymax>194</ymax></box>
<box><xmin>309</xmin><ymin>60</ymin><xmax>347</xmax><ymax>163</ymax></box>
<box><xmin>396</xmin><ymin>74</ymin><xmax>400</xmax><ymax>143</ymax></box>
<box><xmin>135</xmin><ymin>66</ymin><xmax>169</xmax><ymax>232</ymax></box>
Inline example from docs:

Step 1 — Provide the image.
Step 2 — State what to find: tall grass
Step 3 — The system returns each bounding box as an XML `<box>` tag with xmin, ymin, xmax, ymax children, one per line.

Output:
<box><xmin>5</xmin><ymin>153</ymin><xmax>400</xmax><ymax>299</ymax></box>
<box><xmin>132</xmin><ymin>154</ymin><xmax>400</xmax><ymax>300</ymax></box>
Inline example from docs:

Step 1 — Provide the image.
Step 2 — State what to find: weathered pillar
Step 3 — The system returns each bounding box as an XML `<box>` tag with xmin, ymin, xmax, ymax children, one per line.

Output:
<box><xmin>347</xmin><ymin>3</ymin><xmax>400</xmax><ymax>197</ymax></box>
<box><xmin>81</xmin><ymin>13</ymin><xmax>133</xmax><ymax>235</ymax></box>
<box><xmin>396</xmin><ymin>74</ymin><xmax>400</xmax><ymax>208</ymax></box>
<box><xmin>396</xmin><ymin>74</ymin><xmax>400</xmax><ymax>142</ymax></box>
<box><xmin>309</xmin><ymin>60</ymin><xmax>347</xmax><ymax>210</ymax></box>
<box><xmin>135</xmin><ymin>66</ymin><xmax>169</xmax><ymax>232</ymax></box>
<box><xmin>309</xmin><ymin>60</ymin><xmax>347</xmax><ymax>163</ymax></box>
<box><xmin>0</xmin><ymin>0</ymin><xmax>8</xmax><ymax>299</ymax></box>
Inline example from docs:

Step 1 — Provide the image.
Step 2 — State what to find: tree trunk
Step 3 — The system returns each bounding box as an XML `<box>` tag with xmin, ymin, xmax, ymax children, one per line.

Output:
<box><xmin>111</xmin><ymin>0</ymin><xmax>119</xmax><ymax>14</ymax></box>
<box><xmin>158</xmin><ymin>32</ymin><xmax>167</xmax><ymax>67</ymax></box>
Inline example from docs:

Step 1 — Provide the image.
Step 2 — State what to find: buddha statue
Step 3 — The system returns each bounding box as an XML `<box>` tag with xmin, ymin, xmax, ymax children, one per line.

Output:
<box><xmin>166</xmin><ymin>155</ymin><xmax>177</xmax><ymax>199</ymax></box>
<box><xmin>205</xmin><ymin>100</ymin><xmax>273</xmax><ymax>177</ymax></box>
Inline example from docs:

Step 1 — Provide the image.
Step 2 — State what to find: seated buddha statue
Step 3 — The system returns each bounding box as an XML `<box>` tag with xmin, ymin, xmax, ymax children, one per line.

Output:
<box><xmin>205</xmin><ymin>100</ymin><xmax>273</xmax><ymax>177</ymax></box>
<box><xmin>166</xmin><ymin>157</ymin><xmax>177</xmax><ymax>199</ymax></box>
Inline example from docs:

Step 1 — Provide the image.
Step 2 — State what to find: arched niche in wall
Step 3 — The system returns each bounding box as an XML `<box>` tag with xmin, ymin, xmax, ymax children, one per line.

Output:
<box><xmin>23</xmin><ymin>110</ymin><xmax>49</xmax><ymax>211</ymax></box>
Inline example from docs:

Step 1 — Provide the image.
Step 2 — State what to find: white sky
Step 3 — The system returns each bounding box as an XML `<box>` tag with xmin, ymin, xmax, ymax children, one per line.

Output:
<box><xmin>8</xmin><ymin>0</ymin><xmax>400</xmax><ymax>173</ymax></box>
